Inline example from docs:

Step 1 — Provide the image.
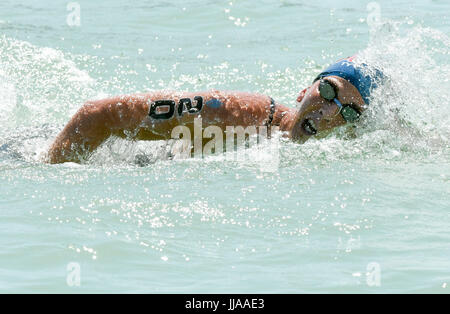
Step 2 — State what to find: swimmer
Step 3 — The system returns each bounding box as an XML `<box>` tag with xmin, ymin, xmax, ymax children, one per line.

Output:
<box><xmin>47</xmin><ymin>55</ymin><xmax>383</xmax><ymax>163</ymax></box>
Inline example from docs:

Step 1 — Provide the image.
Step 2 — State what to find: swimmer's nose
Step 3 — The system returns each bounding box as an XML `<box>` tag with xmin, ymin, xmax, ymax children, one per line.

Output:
<box><xmin>319</xmin><ymin>103</ymin><xmax>339</xmax><ymax>122</ymax></box>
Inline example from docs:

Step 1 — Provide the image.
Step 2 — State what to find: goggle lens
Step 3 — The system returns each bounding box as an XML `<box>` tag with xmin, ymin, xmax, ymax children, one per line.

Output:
<box><xmin>318</xmin><ymin>80</ymin><xmax>336</xmax><ymax>100</ymax></box>
<box><xmin>341</xmin><ymin>106</ymin><xmax>360</xmax><ymax>123</ymax></box>
<box><xmin>318</xmin><ymin>79</ymin><xmax>361</xmax><ymax>123</ymax></box>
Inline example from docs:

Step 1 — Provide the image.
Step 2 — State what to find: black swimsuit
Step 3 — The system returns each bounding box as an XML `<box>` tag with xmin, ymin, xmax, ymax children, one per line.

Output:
<box><xmin>266</xmin><ymin>97</ymin><xmax>276</xmax><ymax>127</ymax></box>
<box><xmin>264</xmin><ymin>97</ymin><xmax>277</xmax><ymax>138</ymax></box>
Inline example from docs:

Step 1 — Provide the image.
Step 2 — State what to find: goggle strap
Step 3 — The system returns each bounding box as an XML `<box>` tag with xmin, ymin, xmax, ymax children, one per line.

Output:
<box><xmin>333</xmin><ymin>98</ymin><xmax>343</xmax><ymax>110</ymax></box>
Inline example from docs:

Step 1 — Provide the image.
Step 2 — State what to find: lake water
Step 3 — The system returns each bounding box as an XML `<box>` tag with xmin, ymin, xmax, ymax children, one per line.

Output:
<box><xmin>0</xmin><ymin>0</ymin><xmax>449</xmax><ymax>293</ymax></box>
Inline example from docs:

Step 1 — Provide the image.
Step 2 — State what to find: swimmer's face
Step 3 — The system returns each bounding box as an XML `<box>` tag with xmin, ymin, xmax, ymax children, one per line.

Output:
<box><xmin>291</xmin><ymin>76</ymin><xmax>365</xmax><ymax>142</ymax></box>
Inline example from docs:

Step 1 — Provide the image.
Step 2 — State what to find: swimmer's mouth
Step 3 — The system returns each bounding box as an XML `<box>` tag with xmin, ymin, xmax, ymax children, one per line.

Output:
<box><xmin>301</xmin><ymin>118</ymin><xmax>318</xmax><ymax>135</ymax></box>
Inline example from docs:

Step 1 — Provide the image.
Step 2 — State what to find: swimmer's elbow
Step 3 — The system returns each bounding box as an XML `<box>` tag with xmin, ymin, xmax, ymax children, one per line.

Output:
<box><xmin>75</xmin><ymin>102</ymin><xmax>112</xmax><ymax>135</ymax></box>
<box><xmin>77</xmin><ymin>101</ymin><xmax>105</xmax><ymax>120</ymax></box>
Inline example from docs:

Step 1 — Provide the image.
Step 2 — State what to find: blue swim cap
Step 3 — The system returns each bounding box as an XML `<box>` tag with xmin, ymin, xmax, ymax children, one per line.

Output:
<box><xmin>314</xmin><ymin>56</ymin><xmax>384</xmax><ymax>105</ymax></box>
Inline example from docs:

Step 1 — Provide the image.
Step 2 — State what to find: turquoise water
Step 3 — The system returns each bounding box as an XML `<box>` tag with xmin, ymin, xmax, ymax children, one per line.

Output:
<box><xmin>0</xmin><ymin>0</ymin><xmax>449</xmax><ymax>293</ymax></box>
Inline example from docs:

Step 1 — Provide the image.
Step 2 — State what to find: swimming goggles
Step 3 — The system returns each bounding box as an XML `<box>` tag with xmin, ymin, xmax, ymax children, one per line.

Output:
<box><xmin>318</xmin><ymin>79</ymin><xmax>361</xmax><ymax>123</ymax></box>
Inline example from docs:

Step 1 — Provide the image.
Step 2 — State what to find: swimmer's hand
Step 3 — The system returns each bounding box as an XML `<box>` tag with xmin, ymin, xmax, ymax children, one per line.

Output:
<box><xmin>47</xmin><ymin>95</ymin><xmax>150</xmax><ymax>164</ymax></box>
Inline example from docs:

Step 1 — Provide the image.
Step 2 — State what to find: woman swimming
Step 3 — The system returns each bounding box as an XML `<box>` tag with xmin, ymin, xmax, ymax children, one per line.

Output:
<box><xmin>47</xmin><ymin>55</ymin><xmax>383</xmax><ymax>163</ymax></box>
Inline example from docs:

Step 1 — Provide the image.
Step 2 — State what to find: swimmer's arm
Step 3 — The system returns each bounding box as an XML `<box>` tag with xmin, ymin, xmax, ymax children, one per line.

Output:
<box><xmin>47</xmin><ymin>95</ymin><xmax>151</xmax><ymax>164</ymax></box>
<box><xmin>46</xmin><ymin>91</ymin><xmax>272</xmax><ymax>164</ymax></box>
